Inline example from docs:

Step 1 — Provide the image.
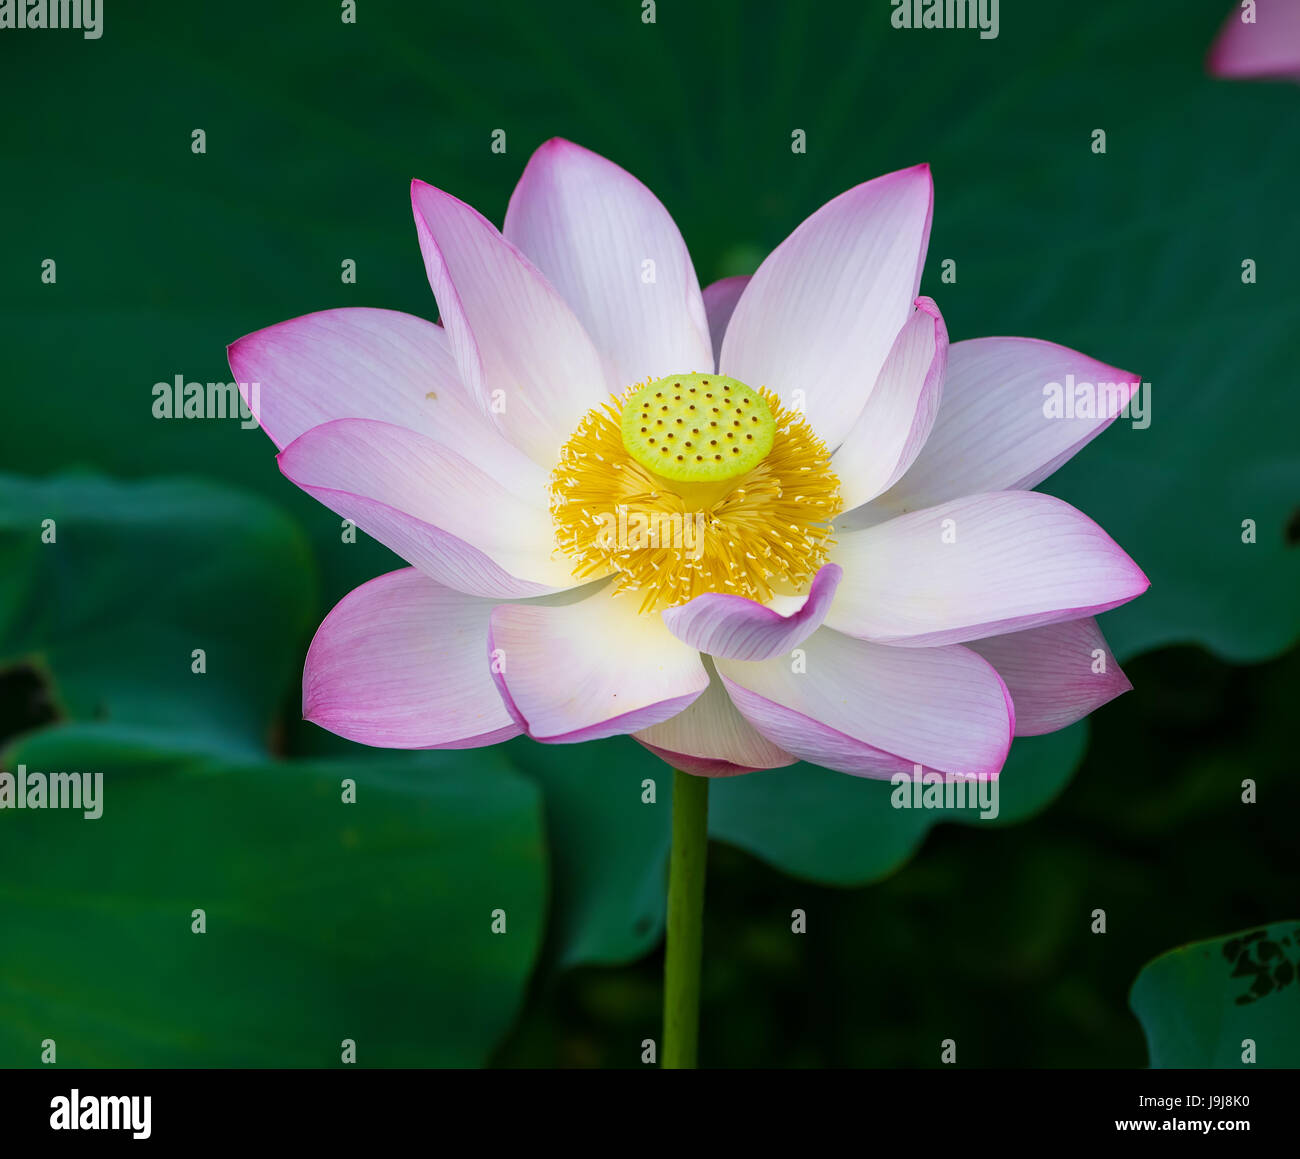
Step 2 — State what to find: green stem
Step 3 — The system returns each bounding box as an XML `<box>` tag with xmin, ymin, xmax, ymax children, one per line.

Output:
<box><xmin>662</xmin><ymin>768</ymin><xmax>709</xmax><ymax>1069</ymax></box>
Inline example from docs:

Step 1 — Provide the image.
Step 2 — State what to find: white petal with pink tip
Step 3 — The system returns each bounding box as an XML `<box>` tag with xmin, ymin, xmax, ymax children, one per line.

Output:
<box><xmin>411</xmin><ymin>179</ymin><xmax>614</xmax><ymax>466</ymax></box>
<box><xmin>826</xmin><ymin>491</ymin><xmax>1149</xmax><ymax>647</ymax></box>
<box><xmin>720</xmin><ymin>164</ymin><xmax>933</xmax><ymax>451</ymax></box>
<box><xmin>488</xmin><ymin>586</ymin><xmax>709</xmax><ymax>743</ymax></box>
<box><xmin>228</xmin><ymin>307</ymin><xmax>545</xmax><ymax>502</ymax></box>
<box><xmin>505</xmin><ymin>139</ymin><xmax>713</xmax><ymax>388</ymax></box>
<box><xmin>716</xmin><ymin>629</ymin><xmax>1013</xmax><ymax>780</ymax></box>
<box><xmin>967</xmin><ymin>617</ymin><xmax>1131</xmax><ymax>736</ymax></box>
<box><xmin>635</xmin><ymin>666</ymin><xmax>797</xmax><ymax>776</ymax></box>
<box><xmin>304</xmin><ymin>568</ymin><xmax>519</xmax><ymax>749</ymax></box>
<box><xmin>278</xmin><ymin>418</ymin><xmax>581</xmax><ymax>599</ymax></box>
<box><xmin>869</xmin><ymin>337</ymin><xmax>1138</xmax><ymax>517</ymax></box>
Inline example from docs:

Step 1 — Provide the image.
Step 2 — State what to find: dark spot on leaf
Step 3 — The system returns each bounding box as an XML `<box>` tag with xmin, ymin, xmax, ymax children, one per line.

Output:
<box><xmin>0</xmin><ymin>661</ymin><xmax>62</xmax><ymax>749</ymax></box>
<box><xmin>1230</xmin><ymin>954</ymin><xmax>1261</xmax><ymax>978</ymax></box>
<box><xmin>1285</xmin><ymin>506</ymin><xmax>1300</xmax><ymax>546</ymax></box>
<box><xmin>1226</xmin><ymin>927</ymin><xmax>1300</xmax><ymax>1005</ymax></box>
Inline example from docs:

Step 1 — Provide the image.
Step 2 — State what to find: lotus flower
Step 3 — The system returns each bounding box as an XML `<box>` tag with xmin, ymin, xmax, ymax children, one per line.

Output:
<box><xmin>1208</xmin><ymin>0</ymin><xmax>1300</xmax><ymax>82</ymax></box>
<box><xmin>230</xmin><ymin>139</ymin><xmax>1147</xmax><ymax>782</ymax></box>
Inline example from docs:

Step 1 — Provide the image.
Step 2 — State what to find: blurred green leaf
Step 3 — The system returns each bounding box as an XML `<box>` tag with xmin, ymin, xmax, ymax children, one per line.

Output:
<box><xmin>0</xmin><ymin>725</ymin><xmax>546</xmax><ymax>1067</ymax></box>
<box><xmin>503</xmin><ymin>736</ymin><xmax>670</xmax><ymax>968</ymax></box>
<box><xmin>1130</xmin><ymin>921</ymin><xmax>1300</xmax><ymax>1068</ymax></box>
<box><xmin>0</xmin><ymin>473</ymin><xmax>316</xmax><ymax>757</ymax></box>
<box><xmin>502</xmin><ymin>725</ymin><xmax>1086</xmax><ymax>941</ymax></box>
<box><xmin>710</xmin><ymin>725</ymin><xmax>1088</xmax><ymax>886</ymax></box>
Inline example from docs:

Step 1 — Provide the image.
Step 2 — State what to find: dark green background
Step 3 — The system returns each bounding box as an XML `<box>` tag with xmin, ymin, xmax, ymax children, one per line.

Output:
<box><xmin>1</xmin><ymin>0</ymin><xmax>1296</xmax><ymax>1067</ymax></box>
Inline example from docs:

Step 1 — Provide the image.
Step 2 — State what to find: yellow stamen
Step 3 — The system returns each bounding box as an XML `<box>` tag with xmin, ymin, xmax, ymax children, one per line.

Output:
<box><xmin>550</xmin><ymin>375</ymin><xmax>842</xmax><ymax>613</ymax></box>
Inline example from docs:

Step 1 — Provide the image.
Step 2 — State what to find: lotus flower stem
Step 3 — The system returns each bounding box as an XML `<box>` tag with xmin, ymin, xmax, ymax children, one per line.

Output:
<box><xmin>662</xmin><ymin>768</ymin><xmax>709</xmax><ymax>1068</ymax></box>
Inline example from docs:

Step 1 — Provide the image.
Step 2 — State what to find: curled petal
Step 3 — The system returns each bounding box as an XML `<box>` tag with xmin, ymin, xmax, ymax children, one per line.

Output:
<box><xmin>662</xmin><ymin>564</ymin><xmax>842</xmax><ymax>661</ymax></box>
<box><xmin>832</xmin><ymin>297</ymin><xmax>948</xmax><ymax>511</ymax></box>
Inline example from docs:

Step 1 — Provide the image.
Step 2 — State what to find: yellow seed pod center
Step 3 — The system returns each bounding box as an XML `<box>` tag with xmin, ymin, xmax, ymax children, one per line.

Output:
<box><xmin>619</xmin><ymin>373</ymin><xmax>776</xmax><ymax>483</ymax></box>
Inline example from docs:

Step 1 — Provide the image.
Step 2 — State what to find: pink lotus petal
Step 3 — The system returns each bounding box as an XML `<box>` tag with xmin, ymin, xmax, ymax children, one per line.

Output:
<box><xmin>278</xmin><ymin>418</ymin><xmax>581</xmax><ymax>599</ymax></box>
<box><xmin>716</xmin><ymin>628</ymin><xmax>1013</xmax><ymax>780</ymax></box>
<box><xmin>228</xmin><ymin>307</ymin><xmax>545</xmax><ymax>501</ymax></box>
<box><xmin>661</xmin><ymin>564</ymin><xmax>843</xmax><ymax>661</ymax></box>
<box><xmin>967</xmin><ymin>617</ymin><xmax>1132</xmax><ymax>736</ymax></box>
<box><xmin>239</xmin><ymin>144</ymin><xmax>1150</xmax><ymax>770</ymax></box>
<box><xmin>827</xmin><ymin>491</ymin><xmax>1149</xmax><ymax>647</ymax></box>
<box><xmin>411</xmin><ymin>179</ymin><xmax>614</xmax><ymax>465</ymax></box>
<box><xmin>504</xmin><ymin>138</ymin><xmax>713</xmax><ymax>389</ymax></box>
<box><xmin>720</xmin><ymin>164</ymin><xmax>933</xmax><ymax>450</ymax></box>
<box><xmin>303</xmin><ymin>568</ymin><xmax>519</xmax><ymax>749</ymax></box>
<box><xmin>871</xmin><ymin>337</ymin><xmax>1139</xmax><ymax>517</ymax></box>
<box><xmin>488</xmin><ymin>586</ymin><xmax>709</xmax><ymax>743</ymax></box>
<box><xmin>832</xmin><ymin>297</ymin><xmax>948</xmax><ymax>511</ymax></box>
<box><xmin>635</xmin><ymin>665</ymin><xmax>797</xmax><ymax>776</ymax></box>
<box><xmin>701</xmin><ymin>275</ymin><xmax>750</xmax><ymax>371</ymax></box>
<box><xmin>1208</xmin><ymin>0</ymin><xmax>1300</xmax><ymax>81</ymax></box>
